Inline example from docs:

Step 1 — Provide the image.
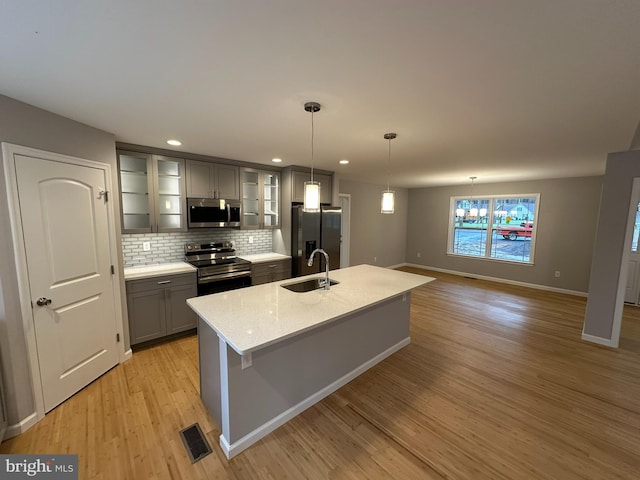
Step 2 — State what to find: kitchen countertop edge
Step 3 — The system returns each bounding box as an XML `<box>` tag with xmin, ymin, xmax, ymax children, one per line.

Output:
<box><xmin>124</xmin><ymin>262</ymin><xmax>197</xmax><ymax>280</ymax></box>
<box><xmin>188</xmin><ymin>264</ymin><xmax>434</xmax><ymax>355</ymax></box>
<box><xmin>239</xmin><ymin>253</ymin><xmax>291</xmax><ymax>263</ymax></box>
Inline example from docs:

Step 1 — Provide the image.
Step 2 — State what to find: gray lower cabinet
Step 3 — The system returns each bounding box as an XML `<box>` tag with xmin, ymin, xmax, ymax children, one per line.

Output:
<box><xmin>251</xmin><ymin>258</ymin><xmax>292</xmax><ymax>285</ymax></box>
<box><xmin>126</xmin><ymin>272</ymin><xmax>197</xmax><ymax>345</ymax></box>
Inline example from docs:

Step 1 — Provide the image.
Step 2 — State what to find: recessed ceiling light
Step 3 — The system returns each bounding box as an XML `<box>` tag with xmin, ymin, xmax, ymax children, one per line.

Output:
<box><xmin>272</xmin><ymin>158</ymin><xmax>282</xmax><ymax>163</ymax></box>
<box><xmin>339</xmin><ymin>159</ymin><xmax>349</xmax><ymax>165</ymax></box>
<box><xmin>167</xmin><ymin>139</ymin><xmax>182</xmax><ymax>146</ymax></box>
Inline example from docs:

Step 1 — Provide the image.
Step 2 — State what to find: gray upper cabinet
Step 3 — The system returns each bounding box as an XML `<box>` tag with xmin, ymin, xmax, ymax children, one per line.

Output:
<box><xmin>241</xmin><ymin>168</ymin><xmax>280</xmax><ymax>229</ymax></box>
<box><xmin>118</xmin><ymin>151</ymin><xmax>187</xmax><ymax>233</ymax></box>
<box><xmin>118</xmin><ymin>151</ymin><xmax>154</xmax><ymax>232</ymax></box>
<box><xmin>292</xmin><ymin>170</ymin><xmax>333</xmax><ymax>205</ymax></box>
<box><xmin>155</xmin><ymin>155</ymin><xmax>187</xmax><ymax>231</ymax></box>
<box><xmin>186</xmin><ymin>160</ymin><xmax>239</xmax><ymax>200</ymax></box>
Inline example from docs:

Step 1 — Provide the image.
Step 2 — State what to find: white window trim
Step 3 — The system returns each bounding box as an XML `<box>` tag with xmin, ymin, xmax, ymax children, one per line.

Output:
<box><xmin>447</xmin><ymin>193</ymin><xmax>541</xmax><ymax>264</ymax></box>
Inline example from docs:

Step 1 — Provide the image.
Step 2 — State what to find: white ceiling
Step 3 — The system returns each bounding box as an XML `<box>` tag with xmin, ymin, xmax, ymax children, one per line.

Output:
<box><xmin>1</xmin><ymin>1</ymin><xmax>639</xmax><ymax>188</ymax></box>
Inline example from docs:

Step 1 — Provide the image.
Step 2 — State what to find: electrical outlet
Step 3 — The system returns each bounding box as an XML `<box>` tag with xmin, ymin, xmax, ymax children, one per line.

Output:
<box><xmin>248</xmin><ymin>236</ymin><xmax>254</xmax><ymax>244</ymax></box>
<box><xmin>554</xmin><ymin>270</ymin><xmax>561</xmax><ymax>278</ymax></box>
<box><xmin>374</xmin><ymin>256</ymin><xmax>377</xmax><ymax>263</ymax></box>
<box><xmin>417</xmin><ymin>252</ymin><xmax>421</xmax><ymax>258</ymax></box>
<box><xmin>143</xmin><ymin>241</ymin><xmax>151</xmax><ymax>251</ymax></box>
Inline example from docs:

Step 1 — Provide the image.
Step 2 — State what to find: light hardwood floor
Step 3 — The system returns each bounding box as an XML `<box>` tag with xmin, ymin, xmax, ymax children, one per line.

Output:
<box><xmin>3</xmin><ymin>267</ymin><xmax>640</xmax><ymax>479</ymax></box>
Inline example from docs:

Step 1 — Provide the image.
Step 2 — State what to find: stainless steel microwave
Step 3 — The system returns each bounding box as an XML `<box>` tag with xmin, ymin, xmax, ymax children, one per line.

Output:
<box><xmin>187</xmin><ymin>198</ymin><xmax>241</xmax><ymax>228</ymax></box>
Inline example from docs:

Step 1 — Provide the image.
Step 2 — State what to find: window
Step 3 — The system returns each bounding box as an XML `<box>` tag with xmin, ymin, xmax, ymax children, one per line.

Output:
<box><xmin>632</xmin><ymin>202</ymin><xmax>640</xmax><ymax>253</ymax></box>
<box><xmin>449</xmin><ymin>194</ymin><xmax>540</xmax><ymax>264</ymax></box>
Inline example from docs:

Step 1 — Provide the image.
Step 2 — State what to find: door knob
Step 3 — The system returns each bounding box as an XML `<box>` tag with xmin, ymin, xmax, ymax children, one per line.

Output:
<box><xmin>36</xmin><ymin>297</ymin><xmax>52</xmax><ymax>306</ymax></box>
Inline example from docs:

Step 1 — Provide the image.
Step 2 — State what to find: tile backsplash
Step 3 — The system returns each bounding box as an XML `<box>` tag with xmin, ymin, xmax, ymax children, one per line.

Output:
<box><xmin>122</xmin><ymin>229</ymin><xmax>273</xmax><ymax>266</ymax></box>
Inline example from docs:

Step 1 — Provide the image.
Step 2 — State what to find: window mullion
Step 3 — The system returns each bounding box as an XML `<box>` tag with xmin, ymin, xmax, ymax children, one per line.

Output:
<box><xmin>484</xmin><ymin>198</ymin><xmax>495</xmax><ymax>258</ymax></box>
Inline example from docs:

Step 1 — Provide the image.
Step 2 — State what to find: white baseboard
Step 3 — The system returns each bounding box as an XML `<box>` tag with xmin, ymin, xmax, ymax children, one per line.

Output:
<box><xmin>220</xmin><ymin>337</ymin><xmax>411</xmax><ymax>459</ymax></box>
<box><xmin>387</xmin><ymin>263</ymin><xmax>407</xmax><ymax>270</ymax></box>
<box><xmin>4</xmin><ymin>411</ymin><xmax>39</xmax><ymax>440</ymax></box>
<box><xmin>4</xmin><ymin>347</ymin><xmax>134</xmax><ymax>442</ymax></box>
<box><xmin>401</xmin><ymin>263</ymin><xmax>588</xmax><ymax>298</ymax></box>
<box><xmin>581</xmin><ymin>332</ymin><xmax>618</xmax><ymax>348</ymax></box>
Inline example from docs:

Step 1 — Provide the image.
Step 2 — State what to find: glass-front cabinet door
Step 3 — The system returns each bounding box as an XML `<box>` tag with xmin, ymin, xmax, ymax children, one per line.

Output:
<box><xmin>155</xmin><ymin>156</ymin><xmax>186</xmax><ymax>231</ymax></box>
<box><xmin>118</xmin><ymin>151</ymin><xmax>154</xmax><ymax>233</ymax></box>
<box><xmin>118</xmin><ymin>151</ymin><xmax>187</xmax><ymax>233</ymax></box>
<box><xmin>240</xmin><ymin>169</ymin><xmax>280</xmax><ymax>229</ymax></box>
<box><xmin>263</xmin><ymin>171</ymin><xmax>280</xmax><ymax>228</ymax></box>
<box><xmin>241</xmin><ymin>169</ymin><xmax>261</xmax><ymax>229</ymax></box>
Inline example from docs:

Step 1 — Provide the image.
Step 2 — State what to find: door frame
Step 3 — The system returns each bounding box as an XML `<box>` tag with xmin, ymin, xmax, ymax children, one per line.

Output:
<box><xmin>624</xmin><ymin>178</ymin><xmax>640</xmax><ymax>304</ymax></box>
<box><xmin>339</xmin><ymin>193</ymin><xmax>351</xmax><ymax>268</ymax></box>
<box><xmin>608</xmin><ymin>177</ymin><xmax>640</xmax><ymax>347</ymax></box>
<box><xmin>2</xmin><ymin>142</ymin><xmax>128</xmax><ymax>424</ymax></box>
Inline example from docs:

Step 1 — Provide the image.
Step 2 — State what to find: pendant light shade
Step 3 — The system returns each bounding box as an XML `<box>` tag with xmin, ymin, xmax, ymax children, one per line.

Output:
<box><xmin>381</xmin><ymin>191</ymin><xmax>395</xmax><ymax>214</ymax></box>
<box><xmin>304</xmin><ymin>180</ymin><xmax>320</xmax><ymax>211</ymax></box>
<box><xmin>303</xmin><ymin>102</ymin><xmax>321</xmax><ymax>212</ymax></box>
<box><xmin>381</xmin><ymin>133</ymin><xmax>397</xmax><ymax>214</ymax></box>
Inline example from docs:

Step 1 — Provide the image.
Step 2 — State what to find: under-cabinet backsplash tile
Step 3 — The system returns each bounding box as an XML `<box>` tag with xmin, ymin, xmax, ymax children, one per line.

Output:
<box><xmin>122</xmin><ymin>230</ymin><xmax>273</xmax><ymax>266</ymax></box>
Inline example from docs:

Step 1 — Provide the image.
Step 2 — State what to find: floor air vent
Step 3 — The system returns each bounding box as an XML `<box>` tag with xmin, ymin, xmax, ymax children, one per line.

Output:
<box><xmin>179</xmin><ymin>423</ymin><xmax>213</xmax><ymax>463</ymax></box>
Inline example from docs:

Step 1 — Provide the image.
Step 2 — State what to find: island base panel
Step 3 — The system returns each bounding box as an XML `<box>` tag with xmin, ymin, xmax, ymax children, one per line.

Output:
<box><xmin>198</xmin><ymin>318</ymin><xmax>222</xmax><ymax>427</ymax></box>
<box><xmin>199</xmin><ymin>293</ymin><xmax>412</xmax><ymax>458</ymax></box>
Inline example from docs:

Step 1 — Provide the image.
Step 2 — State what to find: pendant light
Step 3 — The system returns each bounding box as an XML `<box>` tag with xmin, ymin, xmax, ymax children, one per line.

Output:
<box><xmin>381</xmin><ymin>132</ymin><xmax>397</xmax><ymax>214</ymax></box>
<box><xmin>469</xmin><ymin>176</ymin><xmax>478</xmax><ymax>217</ymax></box>
<box><xmin>303</xmin><ymin>101</ymin><xmax>321</xmax><ymax>212</ymax></box>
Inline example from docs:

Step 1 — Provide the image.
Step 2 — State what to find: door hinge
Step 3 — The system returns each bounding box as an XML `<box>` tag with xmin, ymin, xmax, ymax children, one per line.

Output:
<box><xmin>116</xmin><ymin>333</ymin><xmax>120</xmax><ymax>343</ymax></box>
<box><xmin>111</xmin><ymin>265</ymin><xmax>115</xmax><ymax>275</ymax></box>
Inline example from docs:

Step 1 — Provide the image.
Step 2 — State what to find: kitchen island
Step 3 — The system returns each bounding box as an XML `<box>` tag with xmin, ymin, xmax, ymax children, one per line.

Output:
<box><xmin>187</xmin><ymin>264</ymin><xmax>434</xmax><ymax>458</ymax></box>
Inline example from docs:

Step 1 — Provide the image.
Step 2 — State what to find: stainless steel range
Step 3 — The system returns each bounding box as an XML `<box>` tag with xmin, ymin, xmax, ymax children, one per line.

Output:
<box><xmin>184</xmin><ymin>242</ymin><xmax>252</xmax><ymax>295</ymax></box>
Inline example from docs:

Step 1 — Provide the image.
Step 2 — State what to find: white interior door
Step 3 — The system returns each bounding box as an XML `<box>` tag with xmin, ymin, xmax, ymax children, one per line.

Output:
<box><xmin>14</xmin><ymin>154</ymin><xmax>119</xmax><ymax>412</ymax></box>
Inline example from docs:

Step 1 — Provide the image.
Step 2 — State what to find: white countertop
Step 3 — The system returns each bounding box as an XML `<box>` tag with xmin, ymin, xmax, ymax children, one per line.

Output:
<box><xmin>239</xmin><ymin>253</ymin><xmax>291</xmax><ymax>263</ymax></box>
<box><xmin>124</xmin><ymin>262</ymin><xmax>197</xmax><ymax>280</ymax></box>
<box><xmin>187</xmin><ymin>264</ymin><xmax>434</xmax><ymax>355</ymax></box>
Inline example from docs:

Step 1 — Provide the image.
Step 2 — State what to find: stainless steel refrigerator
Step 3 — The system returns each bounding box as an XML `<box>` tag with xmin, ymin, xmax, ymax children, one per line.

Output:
<box><xmin>291</xmin><ymin>205</ymin><xmax>341</xmax><ymax>277</ymax></box>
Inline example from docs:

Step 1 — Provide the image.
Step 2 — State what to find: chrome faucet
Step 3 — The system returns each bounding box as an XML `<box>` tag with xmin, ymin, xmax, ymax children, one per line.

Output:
<box><xmin>307</xmin><ymin>248</ymin><xmax>331</xmax><ymax>290</ymax></box>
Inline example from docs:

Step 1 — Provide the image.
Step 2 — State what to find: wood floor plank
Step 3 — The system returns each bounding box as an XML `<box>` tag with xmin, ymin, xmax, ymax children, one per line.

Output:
<box><xmin>2</xmin><ymin>267</ymin><xmax>640</xmax><ymax>479</ymax></box>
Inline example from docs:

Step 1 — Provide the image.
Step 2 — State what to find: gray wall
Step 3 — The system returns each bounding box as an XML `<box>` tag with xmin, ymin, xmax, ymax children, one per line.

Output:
<box><xmin>406</xmin><ymin>176</ymin><xmax>603</xmax><ymax>293</ymax></box>
<box><xmin>584</xmin><ymin>150</ymin><xmax>640</xmax><ymax>340</ymax></box>
<box><xmin>0</xmin><ymin>95</ymin><xmax>120</xmax><ymax>427</ymax></box>
<box><xmin>339</xmin><ymin>180</ymin><xmax>408</xmax><ymax>267</ymax></box>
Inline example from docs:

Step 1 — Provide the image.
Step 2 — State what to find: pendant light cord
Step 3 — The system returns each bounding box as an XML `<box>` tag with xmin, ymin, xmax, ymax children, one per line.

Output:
<box><xmin>387</xmin><ymin>137</ymin><xmax>391</xmax><ymax>191</ymax></box>
<box><xmin>469</xmin><ymin>176</ymin><xmax>477</xmax><ymax>212</ymax></box>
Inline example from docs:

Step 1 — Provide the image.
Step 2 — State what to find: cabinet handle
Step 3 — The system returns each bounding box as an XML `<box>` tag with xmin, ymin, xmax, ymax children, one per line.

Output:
<box><xmin>157</xmin><ymin>280</ymin><xmax>172</xmax><ymax>285</ymax></box>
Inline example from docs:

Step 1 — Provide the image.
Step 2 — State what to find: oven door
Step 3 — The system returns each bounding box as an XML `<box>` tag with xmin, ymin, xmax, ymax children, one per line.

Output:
<box><xmin>197</xmin><ymin>270</ymin><xmax>252</xmax><ymax>295</ymax></box>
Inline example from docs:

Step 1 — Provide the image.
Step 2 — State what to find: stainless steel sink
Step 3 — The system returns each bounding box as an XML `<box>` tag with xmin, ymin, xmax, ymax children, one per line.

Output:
<box><xmin>281</xmin><ymin>277</ymin><xmax>339</xmax><ymax>293</ymax></box>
